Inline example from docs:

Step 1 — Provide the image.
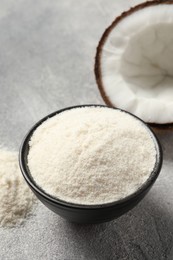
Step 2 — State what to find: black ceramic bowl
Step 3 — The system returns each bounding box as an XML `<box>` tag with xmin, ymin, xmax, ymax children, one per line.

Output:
<box><xmin>19</xmin><ymin>105</ymin><xmax>162</xmax><ymax>224</ymax></box>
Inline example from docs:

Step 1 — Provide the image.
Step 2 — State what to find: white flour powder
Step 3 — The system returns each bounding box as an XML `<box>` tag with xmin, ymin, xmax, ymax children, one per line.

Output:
<box><xmin>28</xmin><ymin>107</ymin><xmax>156</xmax><ymax>205</ymax></box>
<box><xmin>0</xmin><ymin>150</ymin><xmax>35</xmax><ymax>227</ymax></box>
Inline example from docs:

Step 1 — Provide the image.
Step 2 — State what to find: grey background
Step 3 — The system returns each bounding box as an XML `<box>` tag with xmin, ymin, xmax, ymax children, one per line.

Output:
<box><xmin>0</xmin><ymin>0</ymin><xmax>173</xmax><ymax>259</ymax></box>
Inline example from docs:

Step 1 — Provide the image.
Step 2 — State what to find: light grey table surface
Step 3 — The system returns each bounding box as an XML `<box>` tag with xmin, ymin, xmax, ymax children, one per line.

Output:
<box><xmin>0</xmin><ymin>0</ymin><xmax>173</xmax><ymax>259</ymax></box>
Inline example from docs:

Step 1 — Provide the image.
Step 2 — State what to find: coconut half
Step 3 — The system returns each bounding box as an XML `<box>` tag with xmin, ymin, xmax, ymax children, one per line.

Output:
<box><xmin>95</xmin><ymin>0</ymin><xmax>173</xmax><ymax>126</ymax></box>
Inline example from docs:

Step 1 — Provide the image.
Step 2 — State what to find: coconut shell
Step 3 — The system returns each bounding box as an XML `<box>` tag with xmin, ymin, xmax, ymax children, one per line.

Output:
<box><xmin>95</xmin><ymin>0</ymin><xmax>173</xmax><ymax>130</ymax></box>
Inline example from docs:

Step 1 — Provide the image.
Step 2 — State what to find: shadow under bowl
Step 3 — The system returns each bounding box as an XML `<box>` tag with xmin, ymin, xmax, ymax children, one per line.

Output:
<box><xmin>19</xmin><ymin>105</ymin><xmax>163</xmax><ymax>224</ymax></box>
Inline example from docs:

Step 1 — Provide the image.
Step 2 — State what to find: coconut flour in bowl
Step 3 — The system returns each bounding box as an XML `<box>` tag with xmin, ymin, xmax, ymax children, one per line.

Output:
<box><xmin>27</xmin><ymin>106</ymin><xmax>156</xmax><ymax>205</ymax></box>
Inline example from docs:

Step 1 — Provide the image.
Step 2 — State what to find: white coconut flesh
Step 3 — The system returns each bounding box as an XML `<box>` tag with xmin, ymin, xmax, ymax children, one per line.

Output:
<box><xmin>101</xmin><ymin>4</ymin><xmax>173</xmax><ymax>124</ymax></box>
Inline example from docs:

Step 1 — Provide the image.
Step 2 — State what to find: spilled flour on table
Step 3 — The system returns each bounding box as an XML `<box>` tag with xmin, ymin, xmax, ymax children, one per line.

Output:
<box><xmin>0</xmin><ymin>149</ymin><xmax>35</xmax><ymax>227</ymax></box>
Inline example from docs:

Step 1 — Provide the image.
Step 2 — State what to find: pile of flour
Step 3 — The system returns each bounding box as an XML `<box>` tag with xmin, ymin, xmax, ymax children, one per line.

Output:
<box><xmin>0</xmin><ymin>150</ymin><xmax>35</xmax><ymax>227</ymax></box>
<box><xmin>28</xmin><ymin>107</ymin><xmax>156</xmax><ymax>205</ymax></box>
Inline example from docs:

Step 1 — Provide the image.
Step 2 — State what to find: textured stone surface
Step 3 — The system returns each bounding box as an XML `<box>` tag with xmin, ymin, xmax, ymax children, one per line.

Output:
<box><xmin>0</xmin><ymin>0</ymin><xmax>173</xmax><ymax>259</ymax></box>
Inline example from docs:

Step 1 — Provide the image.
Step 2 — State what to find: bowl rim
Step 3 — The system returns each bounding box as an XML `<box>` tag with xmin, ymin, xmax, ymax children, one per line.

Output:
<box><xmin>19</xmin><ymin>104</ymin><xmax>163</xmax><ymax>210</ymax></box>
